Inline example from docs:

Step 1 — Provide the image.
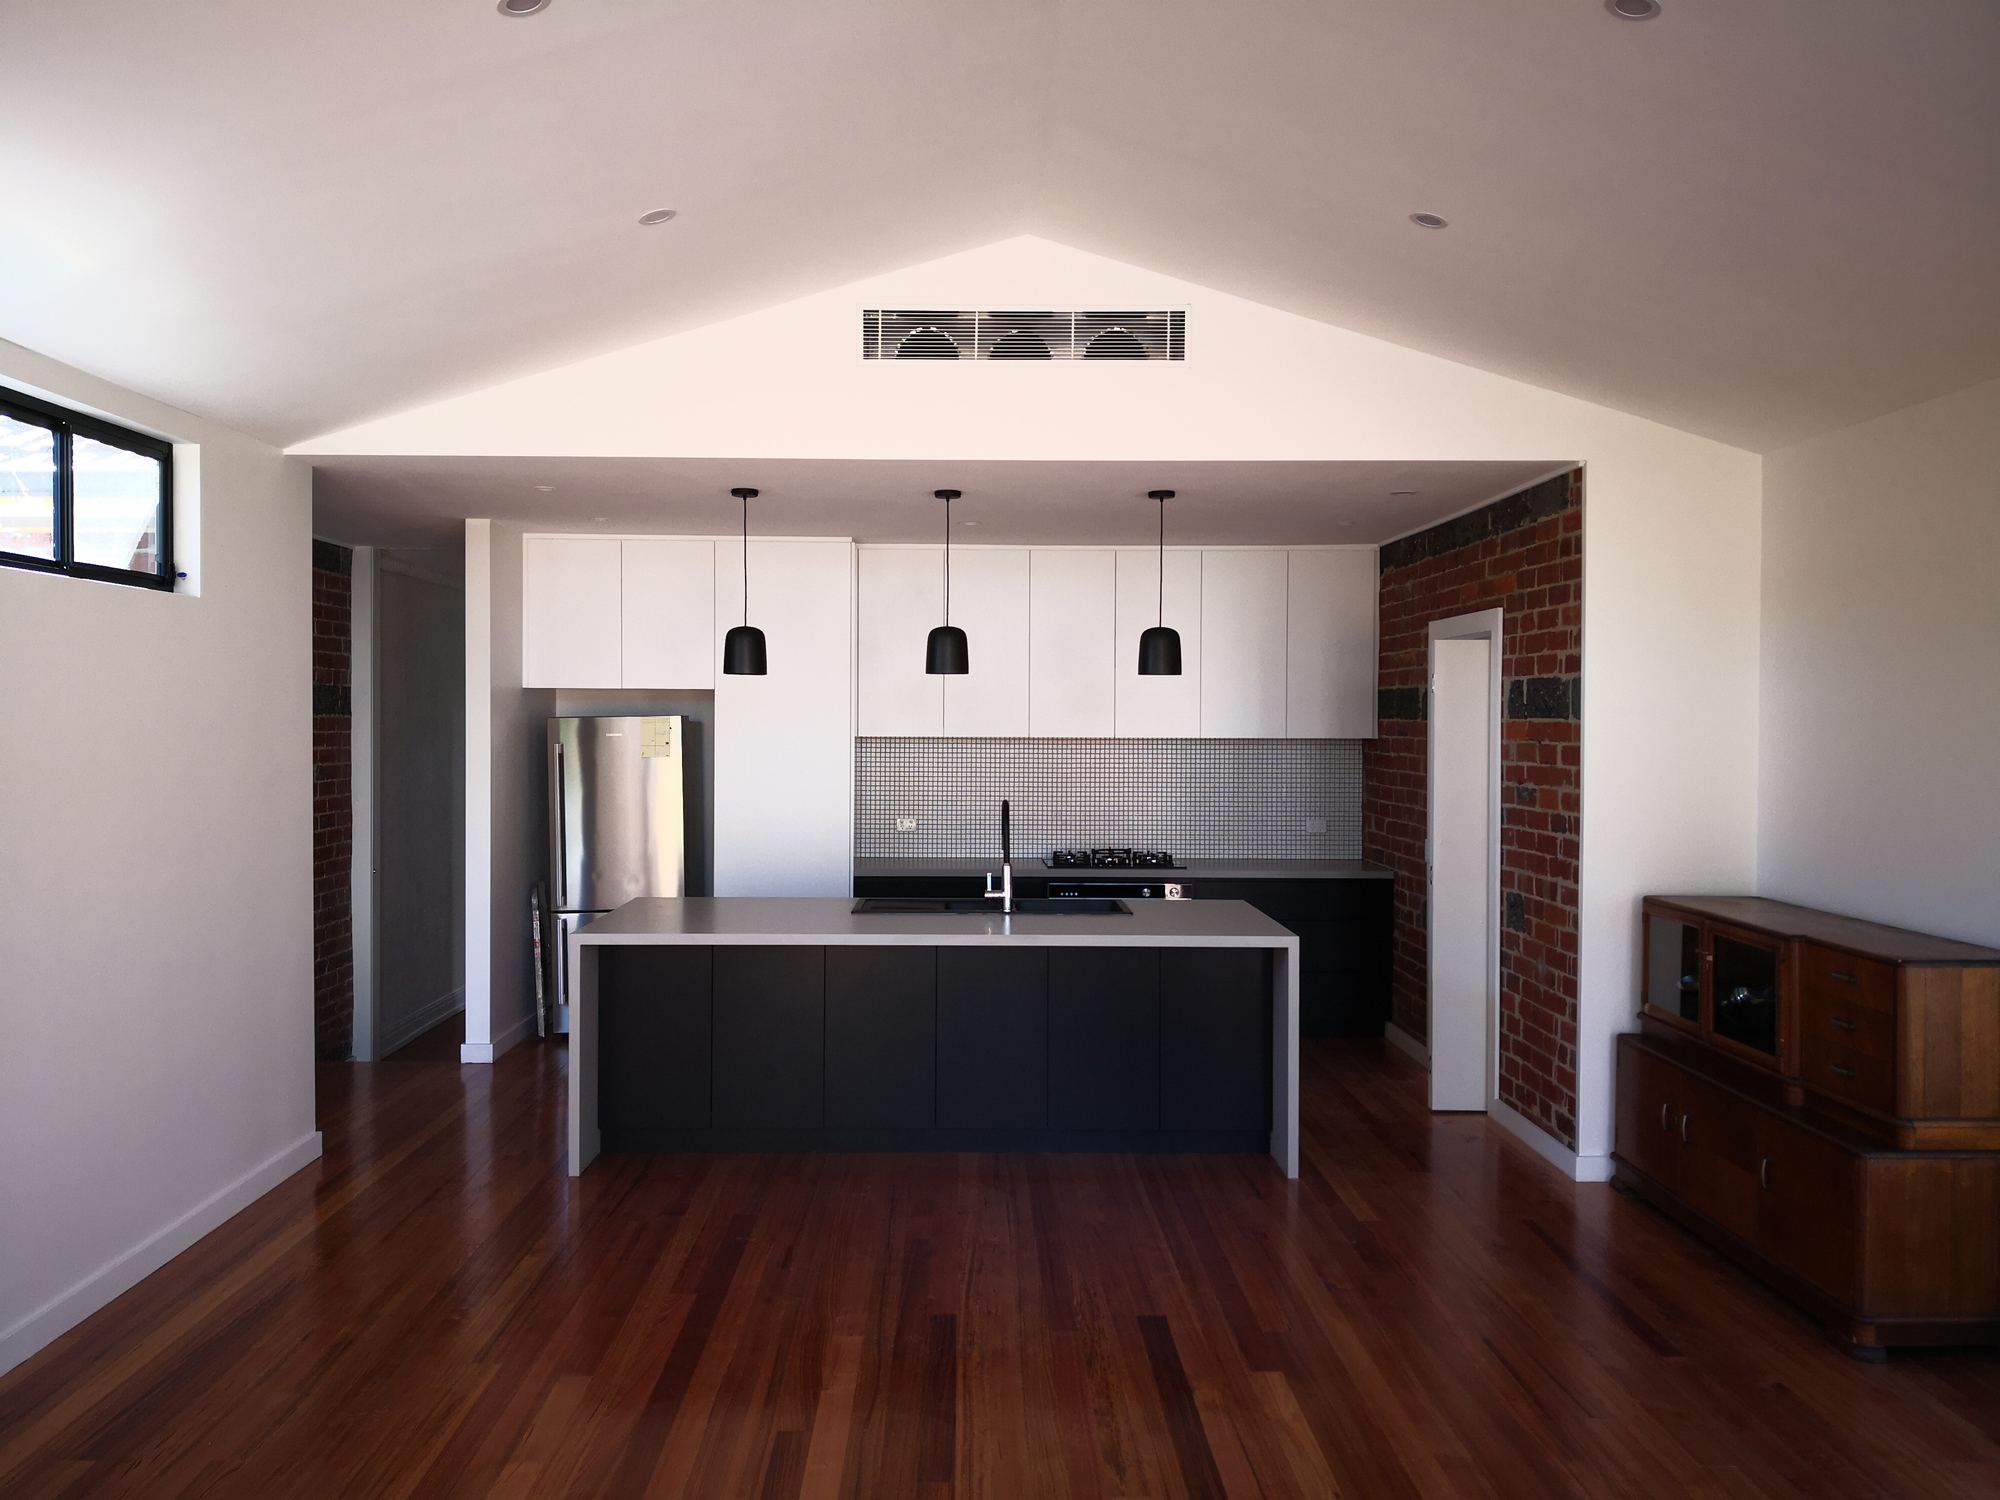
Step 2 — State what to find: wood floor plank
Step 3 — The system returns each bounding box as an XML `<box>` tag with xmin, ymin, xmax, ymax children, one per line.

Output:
<box><xmin>4</xmin><ymin>1033</ymin><xmax>1998</xmax><ymax>1499</ymax></box>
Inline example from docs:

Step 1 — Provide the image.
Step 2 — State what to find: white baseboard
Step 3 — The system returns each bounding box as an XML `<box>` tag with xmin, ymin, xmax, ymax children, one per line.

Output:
<box><xmin>1488</xmin><ymin>1097</ymin><xmax>1614</xmax><ymax>1182</ymax></box>
<box><xmin>379</xmin><ymin>986</ymin><xmax>464</xmax><ymax>1059</ymax></box>
<box><xmin>460</xmin><ymin>1005</ymin><xmax>536</xmax><ymax>1065</ymax></box>
<box><xmin>1383</xmin><ymin>1021</ymin><xmax>1430</xmax><ymax>1067</ymax></box>
<box><xmin>0</xmin><ymin>1130</ymin><xmax>324</xmax><ymax>1380</ymax></box>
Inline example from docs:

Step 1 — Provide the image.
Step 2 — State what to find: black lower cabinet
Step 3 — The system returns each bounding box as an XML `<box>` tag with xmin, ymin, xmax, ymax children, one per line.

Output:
<box><xmin>712</xmin><ymin>946</ymin><xmax>824</xmax><ymax>1129</ymax></box>
<box><xmin>599</xmin><ymin>943</ymin><xmax>1271</xmax><ymax>1153</ymax></box>
<box><xmin>937</xmin><ymin>948</ymin><xmax>1048</xmax><ymax>1128</ymax></box>
<box><xmin>1182</xmin><ymin>880</ymin><xmax>1392</xmax><ymax>1039</ymax></box>
<box><xmin>598</xmin><ymin>945</ymin><xmax>713</xmax><ymax>1130</ymax></box>
<box><xmin>825</xmin><ymin>947</ymin><xmax>935</xmax><ymax>1128</ymax></box>
<box><xmin>1049</xmin><ymin>949</ymin><xmax>1159</xmax><ymax>1129</ymax></box>
<box><xmin>1161</xmin><ymin>949</ymin><xmax>1270</xmax><ymax>1129</ymax></box>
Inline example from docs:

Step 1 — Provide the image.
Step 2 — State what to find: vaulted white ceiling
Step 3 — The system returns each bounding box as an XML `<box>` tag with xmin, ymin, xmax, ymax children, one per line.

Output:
<box><xmin>4</xmin><ymin>1</ymin><xmax>1995</xmax><ymax>452</ymax></box>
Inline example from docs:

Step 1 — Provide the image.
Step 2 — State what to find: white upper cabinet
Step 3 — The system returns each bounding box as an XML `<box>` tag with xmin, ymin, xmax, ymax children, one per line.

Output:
<box><xmin>1114</xmin><ymin>548</ymin><xmax>1202</xmax><ymax>738</ymax></box>
<box><xmin>857</xmin><ymin>548</ymin><xmax>944</xmax><ymax>736</ymax></box>
<box><xmin>943</xmin><ymin>548</ymin><xmax>1030</xmax><ymax>736</ymax></box>
<box><xmin>1030</xmin><ymin>549</ymin><xmax>1117</xmax><ymax>737</ymax></box>
<box><xmin>1200</xmin><ymin>550</ymin><xmax>1289</xmax><ymax>737</ymax></box>
<box><xmin>523</xmin><ymin>537</ymin><xmax>622</xmax><ymax>688</ymax></box>
<box><xmin>1286</xmin><ymin>549</ymin><xmax>1378</xmax><ymax>737</ymax></box>
<box><xmin>621</xmin><ymin>540</ymin><xmax>715</xmax><ymax>689</ymax></box>
<box><xmin>712</xmin><ymin>540</ymin><xmax>855</xmax><ymax>896</ymax></box>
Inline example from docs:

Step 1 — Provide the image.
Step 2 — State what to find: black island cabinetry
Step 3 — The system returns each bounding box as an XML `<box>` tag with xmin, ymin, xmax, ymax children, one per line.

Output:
<box><xmin>596</xmin><ymin>942</ymin><xmax>1272</xmax><ymax>1154</ymax></box>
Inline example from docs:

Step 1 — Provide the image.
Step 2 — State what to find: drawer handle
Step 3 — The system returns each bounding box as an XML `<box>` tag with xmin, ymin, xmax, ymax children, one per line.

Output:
<box><xmin>1680</xmin><ymin>1113</ymin><xmax>1692</xmax><ymax>1144</ymax></box>
<box><xmin>1830</xmin><ymin>970</ymin><xmax>1857</xmax><ymax>985</ymax></box>
<box><xmin>1660</xmin><ymin>1103</ymin><xmax>1675</xmax><ymax>1132</ymax></box>
<box><xmin>1760</xmin><ymin>1156</ymin><xmax>1772</xmax><ymax>1191</ymax></box>
<box><xmin>1830</xmin><ymin>1016</ymin><xmax>1857</xmax><ymax>1032</ymax></box>
<box><xmin>1830</xmin><ymin>1064</ymin><xmax>1855</xmax><ymax>1079</ymax></box>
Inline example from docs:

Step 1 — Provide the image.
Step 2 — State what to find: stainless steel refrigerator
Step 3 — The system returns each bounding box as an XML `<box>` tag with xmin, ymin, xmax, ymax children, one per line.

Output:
<box><xmin>543</xmin><ymin>715</ymin><xmax>685</xmax><ymax>1032</ymax></box>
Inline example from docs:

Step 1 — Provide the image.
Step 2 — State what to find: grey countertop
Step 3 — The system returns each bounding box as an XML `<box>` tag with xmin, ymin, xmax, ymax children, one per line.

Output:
<box><xmin>575</xmin><ymin>896</ymin><xmax>1299</xmax><ymax>947</ymax></box>
<box><xmin>854</xmin><ymin>857</ymin><xmax>1392</xmax><ymax>882</ymax></box>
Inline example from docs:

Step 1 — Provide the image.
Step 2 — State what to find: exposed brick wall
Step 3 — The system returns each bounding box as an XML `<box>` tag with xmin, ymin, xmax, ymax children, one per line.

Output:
<box><xmin>1364</xmin><ymin>471</ymin><xmax>1583</xmax><ymax>1147</ymax></box>
<box><xmin>312</xmin><ymin>540</ymin><xmax>354</xmax><ymax>1062</ymax></box>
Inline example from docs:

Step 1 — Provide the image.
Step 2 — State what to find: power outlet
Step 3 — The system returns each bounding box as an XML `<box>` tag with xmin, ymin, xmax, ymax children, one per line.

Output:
<box><xmin>1306</xmin><ymin>817</ymin><xmax>1328</xmax><ymax>834</ymax></box>
<box><xmin>894</xmin><ymin>816</ymin><xmax>918</xmax><ymax>833</ymax></box>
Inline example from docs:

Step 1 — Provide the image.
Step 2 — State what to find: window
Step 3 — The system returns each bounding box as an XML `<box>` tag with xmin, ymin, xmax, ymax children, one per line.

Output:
<box><xmin>0</xmin><ymin>385</ymin><xmax>173</xmax><ymax>590</ymax></box>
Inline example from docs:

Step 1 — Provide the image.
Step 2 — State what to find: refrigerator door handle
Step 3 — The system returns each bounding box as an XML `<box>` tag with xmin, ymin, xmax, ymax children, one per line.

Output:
<box><xmin>553</xmin><ymin>740</ymin><xmax>568</xmax><ymax>909</ymax></box>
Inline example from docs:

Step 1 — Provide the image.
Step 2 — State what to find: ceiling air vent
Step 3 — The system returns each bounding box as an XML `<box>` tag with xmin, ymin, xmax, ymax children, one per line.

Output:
<box><xmin>863</xmin><ymin>309</ymin><xmax>1186</xmax><ymax>361</ymax></box>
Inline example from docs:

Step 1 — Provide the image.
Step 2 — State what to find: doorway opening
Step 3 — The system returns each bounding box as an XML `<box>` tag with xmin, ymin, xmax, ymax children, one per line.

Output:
<box><xmin>1426</xmin><ymin>609</ymin><xmax>1502</xmax><ymax>1112</ymax></box>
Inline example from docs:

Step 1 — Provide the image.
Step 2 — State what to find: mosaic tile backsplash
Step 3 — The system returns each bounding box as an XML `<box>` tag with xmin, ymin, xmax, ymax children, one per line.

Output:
<box><xmin>855</xmin><ymin>738</ymin><xmax>1364</xmax><ymax>860</ymax></box>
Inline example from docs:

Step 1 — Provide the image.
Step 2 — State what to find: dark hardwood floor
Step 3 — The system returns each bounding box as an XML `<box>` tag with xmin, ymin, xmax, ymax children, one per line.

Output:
<box><xmin>4</xmin><ymin>1031</ymin><xmax>1998</xmax><ymax>1499</ymax></box>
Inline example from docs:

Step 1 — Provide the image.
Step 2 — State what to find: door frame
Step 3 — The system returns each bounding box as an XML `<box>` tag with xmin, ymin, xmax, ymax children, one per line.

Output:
<box><xmin>1426</xmin><ymin>608</ymin><xmax>1504</xmax><ymax>1108</ymax></box>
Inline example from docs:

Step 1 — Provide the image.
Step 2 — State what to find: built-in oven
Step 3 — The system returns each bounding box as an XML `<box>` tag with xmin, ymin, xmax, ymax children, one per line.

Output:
<box><xmin>1045</xmin><ymin>879</ymin><xmax>1186</xmax><ymax>901</ymax></box>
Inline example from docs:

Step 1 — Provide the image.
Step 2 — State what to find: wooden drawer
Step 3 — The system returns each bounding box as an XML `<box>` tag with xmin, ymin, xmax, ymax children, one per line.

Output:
<box><xmin>1800</xmin><ymin>985</ymin><xmax>1897</xmax><ymax>1116</ymax></box>
<box><xmin>1798</xmin><ymin>944</ymin><xmax>1896</xmax><ymax>1017</ymax></box>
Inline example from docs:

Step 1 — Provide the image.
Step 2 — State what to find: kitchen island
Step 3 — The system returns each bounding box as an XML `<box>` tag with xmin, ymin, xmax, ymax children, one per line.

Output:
<box><xmin>567</xmin><ymin>896</ymin><xmax>1301</xmax><ymax>1177</ymax></box>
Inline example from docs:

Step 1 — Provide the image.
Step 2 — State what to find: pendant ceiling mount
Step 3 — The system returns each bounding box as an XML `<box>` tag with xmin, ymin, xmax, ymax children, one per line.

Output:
<box><xmin>722</xmin><ymin>486</ymin><xmax>768</xmax><ymax>675</ymax></box>
<box><xmin>1139</xmin><ymin>490</ymin><xmax>1183</xmax><ymax>676</ymax></box>
<box><xmin>926</xmin><ymin>489</ymin><xmax>969</xmax><ymax>675</ymax></box>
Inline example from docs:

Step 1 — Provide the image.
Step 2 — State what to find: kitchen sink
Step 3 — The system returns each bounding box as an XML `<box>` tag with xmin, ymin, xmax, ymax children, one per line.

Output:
<box><xmin>850</xmin><ymin>897</ymin><xmax>1131</xmax><ymax>916</ymax></box>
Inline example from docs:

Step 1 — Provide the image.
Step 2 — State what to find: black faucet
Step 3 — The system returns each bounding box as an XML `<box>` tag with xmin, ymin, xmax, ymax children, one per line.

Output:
<box><xmin>984</xmin><ymin>798</ymin><xmax>1015</xmax><ymax>915</ymax></box>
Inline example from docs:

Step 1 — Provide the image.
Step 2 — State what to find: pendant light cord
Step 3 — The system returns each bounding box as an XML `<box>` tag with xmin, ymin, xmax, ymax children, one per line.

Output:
<box><xmin>943</xmin><ymin>493</ymin><xmax>951</xmax><ymax>626</ymax></box>
<box><xmin>741</xmin><ymin>492</ymin><xmax>749</xmax><ymax>627</ymax></box>
<box><xmin>1157</xmin><ymin>494</ymin><xmax>1165</xmax><ymax>628</ymax></box>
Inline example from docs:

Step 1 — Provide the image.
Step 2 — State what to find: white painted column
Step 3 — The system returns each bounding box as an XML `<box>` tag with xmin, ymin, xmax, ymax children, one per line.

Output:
<box><xmin>348</xmin><ymin>546</ymin><xmax>379</xmax><ymax>1061</ymax></box>
<box><xmin>461</xmin><ymin>520</ymin><xmax>494</xmax><ymax>1060</ymax></box>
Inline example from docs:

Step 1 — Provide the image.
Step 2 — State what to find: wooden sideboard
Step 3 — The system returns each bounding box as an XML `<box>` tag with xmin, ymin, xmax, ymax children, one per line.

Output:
<box><xmin>1617</xmin><ymin>896</ymin><xmax>2000</xmax><ymax>1358</ymax></box>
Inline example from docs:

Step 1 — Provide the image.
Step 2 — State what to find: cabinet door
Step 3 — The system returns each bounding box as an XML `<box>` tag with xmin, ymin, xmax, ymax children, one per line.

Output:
<box><xmin>621</xmin><ymin>540</ymin><xmax>715</xmax><ymax>689</ymax></box>
<box><xmin>1200</xmin><ymin>551</ymin><xmax>1287</xmax><ymax>737</ymax></box>
<box><xmin>944</xmin><ymin>548</ymin><xmax>1030</xmax><ymax>735</ymax></box>
<box><xmin>1755</xmin><ymin>1112</ymin><xmax>1858</xmax><ymax>1304</ymax></box>
<box><xmin>597</xmin><ymin>945</ymin><xmax>712</xmax><ymax>1130</ymax></box>
<box><xmin>713</xmin><ymin>540</ymin><xmax>854</xmax><ymax>896</ymax></box>
<box><xmin>1161</xmin><ymin>949</ymin><xmax>1268</xmax><ymax>1129</ymax></box>
<box><xmin>1049</xmin><ymin>949</ymin><xmax>1160</xmax><ymax>1129</ymax></box>
<box><xmin>524</xmin><ymin>537</ymin><xmax>622</xmax><ymax>687</ymax></box>
<box><xmin>1676</xmin><ymin>1073</ymin><xmax>1759</xmax><ymax>1242</ymax></box>
<box><xmin>711</xmin><ymin>946</ymin><xmax>824</xmax><ymax>1129</ymax></box>
<box><xmin>825</xmin><ymin>947</ymin><xmax>935</xmax><ymax>1129</ymax></box>
<box><xmin>1114</xmin><ymin>547</ymin><xmax>1201</xmax><ymax>737</ymax></box>
<box><xmin>1285</xmin><ymin>549</ymin><xmax>1377</xmax><ymax>737</ymax></box>
<box><xmin>937</xmin><ymin>949</ymin><xmax>1047</xmax><ymax>1128</ymax></box>
<box><xmin>857</xmin><ymin>547</ymin><xmax>943</xmax><ymax>736</ymax></box>
<box><xmin>1613</xmin><ymin>1042</ymin><xmax>1682</xmax><ymax>1191</ymax></box>
<box><xmin>1029</xmin><ymin>550</ymin><xmax>1117</xmax><ymax>736</ymax></box>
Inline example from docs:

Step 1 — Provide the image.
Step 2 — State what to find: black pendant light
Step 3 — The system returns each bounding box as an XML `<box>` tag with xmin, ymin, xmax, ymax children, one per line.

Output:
<box><xmin>722</xmin><ymin>487</ymin><xmax>768</xmax><ymax>675</ymax></box>
<box><xmin>1138</xmin><ymin>489</ymin><xmax>1183</xmax><ymax>675</ymax></box>
<box><xmin>925</xmin><ymin>489</ymin><xmax>969</xmax><ymax>675</ymax></box>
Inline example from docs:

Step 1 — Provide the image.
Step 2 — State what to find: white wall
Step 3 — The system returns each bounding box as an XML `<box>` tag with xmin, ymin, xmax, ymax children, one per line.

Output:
<box><xmin>462</xmin><ymin>520</ymin><xmax>551</xmax><ymax>1064</ymax></box>
<box><xmin>300</xmin><ymin>236</ymin><xmax>1765</xmax><ymax>1168</ymax></box>
<box><xmin>0</xmin><ymin>339</ymin><xmax>319</xmax><ymax>1378</ymax></box>
<box><xmin>1758</xmin><ymin>378</ymin><xmax>2000</xmax><ymax>948</ymax></box>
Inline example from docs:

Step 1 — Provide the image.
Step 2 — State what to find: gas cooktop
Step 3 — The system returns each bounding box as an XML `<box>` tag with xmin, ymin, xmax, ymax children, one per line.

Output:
<box><xmin>1044</xmin><ymin>848</ymin><xmax>1184</xmax><ymax>869</ymax></box>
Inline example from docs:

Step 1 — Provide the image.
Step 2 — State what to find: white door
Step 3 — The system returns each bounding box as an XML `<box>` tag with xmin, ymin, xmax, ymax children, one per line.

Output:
<box><xmin>1286</xmin><ymin>549</ymin><xmax>1377</xmax><ymax>738</ymax></box>
<box><xmin>944</xmin><ymin>548</ymin><xmax>1030</xmax><ymax>736</ymax></box>
<box><xmin>1029</xmin><ymin>550</ymin><xmax>1117</xmax><ymax>736</ymax></box>
<box><xmin>1428</xmin><ymin>631</ymin><xmax>1495</xmax><ymax>1112</ymax></box>
<box><xmin>1113</xmin><ymin>547</ymin><xmax>1201</xmax><ymax>737</ymax></box>
<box><xmin>621</xmin><ymin>540</ymin><xmax>715</xmax><ymax>689</ymax></box>
<box><xmin>856</xmin><ymin>547</ymin><xmax>943</xmax><ymax>736</ymax></box>
<box><xmin>523</xmin><ymin>537</ymin><xmax>622</xmax><ymax>688</ymax></box>
<box><xmin>1199</xmin><ymin>550</ymin><xmax>1288</xmax><ymax>737</ymax></box>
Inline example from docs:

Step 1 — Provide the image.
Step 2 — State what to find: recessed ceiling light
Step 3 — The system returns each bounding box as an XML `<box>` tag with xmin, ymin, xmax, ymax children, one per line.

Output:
<box><xmin>1409</xmin><ymin>213</ymin><xmax>1448</xmax><ymax>229</ymax></box>
<box><xmin>1391</xmin><ymin>489</ymin><xmax>1418</xmax><ymax>496</ymax></box>
<box><xmin>1606</xmin><ymin>0</ymin><xmax>1661</xmax><ymax>17</ymax></box>
<box><xmin>497</xmin><ymin>0</ymin><xmax>548</xmax><ymax>15</ymax></box>
<box><xmin>638</xmin><ymin>208</ymin><xmax>678</xmax><ymax>226</ymax></box>
<box><xmin>592</xmin><ymin>517</ymin><xmax>607</xmax><ymax>522</ymax></box>
<box><xmin>960</xmin><ymin>520</ymin><xmax>979</xmax><ymax>527</ymax></box>
<box><xmin>534</xmin><ymin>485</ymin><xmax>554</xmax><ymax>492</ymax></box>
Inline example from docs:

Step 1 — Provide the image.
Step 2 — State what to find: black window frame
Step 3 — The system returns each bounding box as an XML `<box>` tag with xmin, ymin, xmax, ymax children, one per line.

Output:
<box><xmin>0</xmin><ymin>384</ymin><xmax>175</xmax><ymax>592</ymax></box>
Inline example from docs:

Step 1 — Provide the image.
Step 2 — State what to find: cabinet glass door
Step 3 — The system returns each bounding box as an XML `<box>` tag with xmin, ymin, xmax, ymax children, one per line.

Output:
<box><xmin>1644</xmin><ymin>915</ymin><xmax>1702</xmax><ymax>1026</ymax></box>
<box><xmin>1711</xmin><ymin>932</ymin><xmax>1780</xmax><ymax>1059</ymax></box>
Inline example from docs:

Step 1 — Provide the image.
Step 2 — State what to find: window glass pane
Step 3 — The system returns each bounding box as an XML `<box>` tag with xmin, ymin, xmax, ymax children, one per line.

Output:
<box><xmin>0</xmin><ymin>412</ymin><xmax>58</xmax><ymax>559</ymax></box>
<box><xmin>72</xmin><ymin>434</ymin><xmax>164</xmax><ymax>574</ymax></box>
